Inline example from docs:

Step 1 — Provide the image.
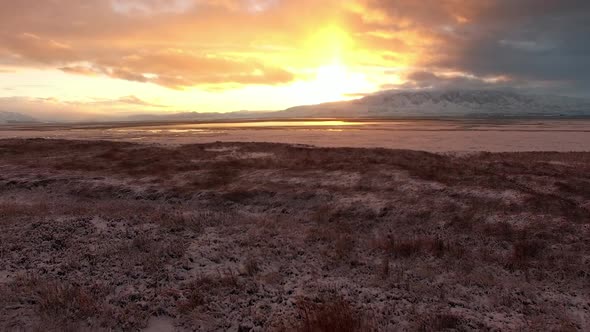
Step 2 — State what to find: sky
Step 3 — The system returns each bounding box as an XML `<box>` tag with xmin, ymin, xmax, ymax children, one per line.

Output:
<box><xmin>1</xmin><ymin>0</ymin><xmax>589</xmax><ymax>120</ymax></box>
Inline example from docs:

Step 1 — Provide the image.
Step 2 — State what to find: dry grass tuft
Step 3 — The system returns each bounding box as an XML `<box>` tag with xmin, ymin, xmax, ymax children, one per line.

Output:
<box><xmin>35</xmin><ymin>281</ymin><xmax>100</xmax><ymax>323</ymax></box>
<box><xmin>380</xmin><ymin>236</ymin><xmax>457</xmax><ymax>259</ymax></box>
<box><xmin>179</xmin><ymin>270</ymin><xmax>242</xmax><ymax>314</ymax></box>
<box><xmin>508</xmin><ymin>239</ymin><xmax>546</xmax><ymax>270</ymax></box>
<box><xmin>416</xmin><ymin>312</ymin><xmax>462</xmax><ymax>332</ymax></box>
<box><xmin>1</xmin><ymin>277</ymin><xmax>106</xmax><ymax>330</ymax></box>
<box><xmin>241</xmin><ymin>256</ymin><xmax>260</xmax><ymax>276</ymax></box>
<box><xmin>296</xmin><ymin>295</ymin><xmax>375</xmax><ymax>332</ymax></box>
<box><xmin>192</xmin><ymin>167</ymin><xmax>240</xmax><ymax>189</ymax></box>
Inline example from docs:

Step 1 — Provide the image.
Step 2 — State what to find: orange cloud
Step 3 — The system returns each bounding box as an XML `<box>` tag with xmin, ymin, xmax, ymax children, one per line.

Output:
<box><xmin>1</xmin><ymin>0</ymin><xmax>588</xmax><ymax>96</ymax></box>
<box><xmin>58</xmin><ymin>50</ymin><xmax>295</xmax><ymax>89</ymax></box>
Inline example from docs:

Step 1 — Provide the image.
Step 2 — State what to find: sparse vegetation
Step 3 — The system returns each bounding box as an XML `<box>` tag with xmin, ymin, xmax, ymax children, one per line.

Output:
<box><xmin>0</xmin><ymin>139</ymin><xmax>589</xmax><ymax>331</ymax></box>
<box><xmin>416</xmin><ymin>312</ymin><xmax>463</xmax><ymax>332</ymax></box>
<box><xmin>296</xmin><ymin>295</ymin><xmax>375</xmax><ymax>332</ymax></box>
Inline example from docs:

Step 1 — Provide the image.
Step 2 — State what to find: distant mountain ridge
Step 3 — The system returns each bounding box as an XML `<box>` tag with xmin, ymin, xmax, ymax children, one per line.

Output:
<box><xmin>280</xmin><ymin>89</ymin><xmax>590</xmax><ymax>118</ymax></box>
<box><xmin>2</xmin><ymin>90</ymin><xmax>589</xmax><ymax>124</ymax></box>
<box><xmin>0</xmin><ymin>111</ymin><xmax>37</xmax><ymax>124</ymax></box>
<box><xmin>126</xmin><ymin>89</ymin><xmax>590</xmax><ymax>122</ymax></box>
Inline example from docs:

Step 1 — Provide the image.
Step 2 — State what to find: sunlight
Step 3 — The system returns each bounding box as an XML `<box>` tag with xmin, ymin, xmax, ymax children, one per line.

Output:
<box><xmin>294</xmin><ymin>25</ymin><xmax>377</xmax><ymax>103</ymax></box>
<box><xmin>306</xmin><ymin>62</ymin><xmax>375</xmax><ymax>102</ymax></box>
<box><xmin>165</xmin><ymin>120</ymin><xmax>371</xmax><ymax>129</ymax></box>
<box><xmin>269</xmin><ymin>62</ymin><xmax>376</xmax><ymax>107</ymax></box>
<box><xmin>316</xmin><ymin>64</ymin><xmax>349</xmax><ymax>86</ymax></box>
<box><xmin>303</xmin><ymin>25</ymin><xmax>353</xmax><ymax>66</ymax></box>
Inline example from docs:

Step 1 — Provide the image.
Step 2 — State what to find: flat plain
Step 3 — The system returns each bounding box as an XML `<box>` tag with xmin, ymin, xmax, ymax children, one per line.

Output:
<box><xmin>0</xmin><ymin>138</ymin><xmax>589</xmax><ymax>331</ymax></box>
<box><xmin>2</xmin><ymin>119</ymin><xmax>590</xmax><ymax>152</ymax></box>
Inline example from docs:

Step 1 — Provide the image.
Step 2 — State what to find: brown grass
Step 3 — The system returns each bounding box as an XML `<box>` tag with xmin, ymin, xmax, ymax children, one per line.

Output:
<box><xmin>242</xmin><ymin>256</ymin><xmax>260</xmax><ymax>276</ymax></box>
<box><xmin>179</xmin><ymin>270</ymin><xmax>242</xmax><ymax>314</ymax></box>
<box><xmin>377</xmin><ymin>236</ymin><xmax>459</xmax><ymax>260</ymax></box>
<box><xmin>296</xmin><ymin>295</ymin><xmax>375</xmax><ymax>332</ymax></box>
<box><xmin>416</xmin><ymin>312</ymin><xmax>462</xmax><ymax>332</ymax></box>
<box><xmin>508</xmin><ymin>239</ymin><xmax>546</xmax><ymax>270</ymax></box>
<box><xmin>35</xmin><ymin>281</ymin><xmax>100</xmax><ymax>322</ymax></box>
<box><xmin>1</xmin><ymin>139</ymin><xmax>589</xmax><ymax>331</ymax></box>
<box><xmin>0</xmin><ymin>277</ymin><xmax>107</xmax><ymax>330</ymax></box>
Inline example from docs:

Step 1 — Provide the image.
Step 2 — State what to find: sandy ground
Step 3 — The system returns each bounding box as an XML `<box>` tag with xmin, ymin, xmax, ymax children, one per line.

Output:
<box><xmin>1</xmin><ymin>119</ymin><xmax>589</xmax><ymax>152</ymax></box>
<box><xmin>1</xmin><ymin>139</ymin><xmax>589</xmax><ymax>331</ymax></box>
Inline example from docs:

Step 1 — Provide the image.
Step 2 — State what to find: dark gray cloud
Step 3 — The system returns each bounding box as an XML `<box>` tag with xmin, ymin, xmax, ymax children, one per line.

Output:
<box><xmin>368</xmin><ymin>0</ymin><xmax>590</xmax><ymax>96</ymax></box>
<box><xmin>435</xmin><ymin>1</ymin><xmax>589</xmax><ymax>95</ymax></box>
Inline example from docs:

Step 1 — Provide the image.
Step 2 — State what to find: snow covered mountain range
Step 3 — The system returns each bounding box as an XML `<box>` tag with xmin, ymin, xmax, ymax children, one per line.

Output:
<box><xmin>2</xmin><ymin>90</ymin><xmax>589</xmax><ymax>123</ymax></box>
<box><xmin>126</xmin><ymin>89</ymin><xmax>590</xmax><ymax>122</ymax></box>
<box><xmin>0</xmin><ymin>111</ymin><xmax>37</xmax><ymax>124</ymax></box>
<box><xmin>280</xmin><ymin>89</ymin><xmax>590</xmax><ymax>118</ymax></box>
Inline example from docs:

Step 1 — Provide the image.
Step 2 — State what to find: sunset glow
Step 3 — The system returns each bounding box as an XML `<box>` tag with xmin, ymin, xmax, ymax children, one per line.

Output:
<box><xmin>0</xmin><ymin>1</ymin><xmax>588</xmax><ymax>120</ymax></box>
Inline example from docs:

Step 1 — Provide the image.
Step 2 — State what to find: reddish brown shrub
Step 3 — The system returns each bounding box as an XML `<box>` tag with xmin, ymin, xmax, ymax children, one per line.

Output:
<box><xmin>387</xmin><ymin>237</ymin><xmax>452</xmax><ymax>259</ymax></box>
<box><xmin>192</xmin><ymin>167</ymin><xmax>240</xmax><ymax>188</ymax></box>
<box><xmin>296</xmin><ymin>296</ymin><xmax>375</xmax><ymax>332</ymax></box>
<box><xmin>509</xmin><ymin>239</ymin><xmax>546</xmax><ymax>268</ymax></box>
<box><xmin>36</xmin><ymin>282</ymin><xmax>99</xmax><ymax>322</ymax></box>
<box><xmin>416</xmin><ymin>312</ymin><xmax>462</xmax><ymax>332</ymax></box>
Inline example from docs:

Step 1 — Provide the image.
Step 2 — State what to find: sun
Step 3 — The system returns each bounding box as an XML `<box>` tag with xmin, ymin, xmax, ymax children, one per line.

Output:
<box><xmin>280</xmin><ymin>61</ymin><xmax>376</xmax><ymax>106</ymax></box>
<box><xmin>296</xmin><ymin>25</ymin><xmax>377</xmax><ymax>102</ymax></box>
<box><xmin>309</xmin><ymin>62</ymin><xmax>375</xmax><ymax>101</ymax></box>
<box><xmin>273</xmin><ymin>25</ymin><xmax>377</xmax><ymax>106</ymax></box>
<box><xmin>316</xmin><ymin>63</ymin><xmax>349</xmax><ymax>86</ymax></box>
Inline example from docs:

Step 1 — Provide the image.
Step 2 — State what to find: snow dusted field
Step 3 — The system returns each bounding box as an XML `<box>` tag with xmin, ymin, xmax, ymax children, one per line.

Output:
<box><xmin>1</xmin><ymin>119</ymin><xmax>590</xmax><ymax>152</ymax></box>
<box><xmin>0</xmin><ymin>139</ymin><xmax>589</xmax><ymax>331</ymax></box>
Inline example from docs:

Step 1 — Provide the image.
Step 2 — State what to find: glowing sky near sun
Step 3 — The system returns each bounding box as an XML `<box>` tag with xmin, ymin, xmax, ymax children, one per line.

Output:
<box><xmin>0</xmin><ymin>0</ymin><xmax>589</xmax><ymax>120</ymax></box>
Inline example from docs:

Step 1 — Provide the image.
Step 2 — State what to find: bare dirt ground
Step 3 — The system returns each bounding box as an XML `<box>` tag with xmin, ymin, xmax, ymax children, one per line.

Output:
<box><xmin>0</xmin><ymin>139</ymin><xmax>589</xmax><ymax>331</ymax></box>
<box><xmin>2</xmin><ymin>119</ymin><xmax>590</xmax><ymax>152</ymax></box>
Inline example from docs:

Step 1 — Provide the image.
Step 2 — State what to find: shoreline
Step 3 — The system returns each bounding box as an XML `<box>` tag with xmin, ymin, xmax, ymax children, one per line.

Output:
<box><xmin>0</xmin><ymin>119</ymin><xmax>589</xmax><ymax>152</ymax></box>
